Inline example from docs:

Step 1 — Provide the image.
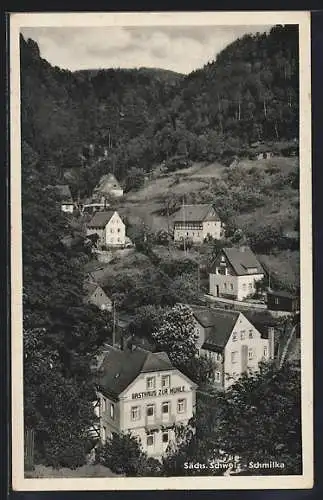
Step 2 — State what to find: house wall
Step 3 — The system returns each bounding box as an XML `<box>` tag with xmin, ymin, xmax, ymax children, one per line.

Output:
<box><xmin>223</xmin><ymin>314</ymin><xmax>269</xmax><ymax>390</ymax></box>
<box><xmin>209</xmin><ymin>273</ymin><xmax>264</xmax><ymax>301</ymax></box>
<box><xmin>61</xmin><ymin>204</ymin><xmax>74</xmax><ymax>213</ymax></box>
<box><xmin>98</xmin><ymin>393</ymin><xmax>121</xmax><ymax>442</ymax></box>
<box><xmin>174</xmin><ymin>221</ymin><xmax>223</xmax><ymax>243</ymax></box>
<box><xmin>105</xmin><ymin>212</ymin><xmax>126</xmax><ymax>247</ymax></box>
<box><xmin>111</xmin><ymin>369</ymin><xmax>196</xmax><ymax>459</ymax></box>
<box><xmin>267</xmin><ymin>294</ymin><xmax>299</xmax><ymax>312</ymax></box>
<box><xmin>202</xmin><ymin>220</ymin><xmax>223</xmax><ymax>240</ymax></box>
<box><xmin>90</xmin><ymin>288</ymin><xmax>112</xmax><ymax>312</ymax></box>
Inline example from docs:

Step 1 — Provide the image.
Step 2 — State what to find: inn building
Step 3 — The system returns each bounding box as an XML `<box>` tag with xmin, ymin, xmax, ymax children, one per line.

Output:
<box><xmin>93</xmin><ymin>346</ymin><xmax>197</xmax><ymax>459</ymax></box>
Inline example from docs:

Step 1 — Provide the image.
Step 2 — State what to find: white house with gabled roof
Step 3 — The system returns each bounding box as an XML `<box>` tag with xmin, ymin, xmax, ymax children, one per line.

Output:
<box><xmin>86</xmin><ymin>210</ymin><xmax>125</xmax><ymax>248</ymax></box>
<box><xmin>93</xmin><ymin>346</ymin><xmax>197</xmax><ymax>459</ymax></box>
<box><xmin>209</xmin><ymin>246</ymin><xmax>264</xmax><ymax>301</ymax></box>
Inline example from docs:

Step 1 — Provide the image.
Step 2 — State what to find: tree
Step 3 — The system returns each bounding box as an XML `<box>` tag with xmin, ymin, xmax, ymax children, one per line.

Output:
<box><xmin>97</xmin><ymin>432</ymin><xmax>161</xmax><ymax>477</ymax></box>
<box><xmin>212</xmin><ymin>361</ymin><xmax>302</xmax><ymax>474</ymax></box>
<box><xmin>152</xmin><ymin>304</ymin><xmax>199</xmax><ymax>367</ymax></box>
<box><xmin>24</xmin><ymin>328</ymin><xmax>97</xmax><ymax>468</ymax></box>
<box><xmin>163</xmin><ymin>361</ymin><xmax>302</xmax><ymax>476</ymax></box>
<box><xmin>128</xmin><ymin>304</ymin><xmax>169</xmax><ymax>341</ymax></box>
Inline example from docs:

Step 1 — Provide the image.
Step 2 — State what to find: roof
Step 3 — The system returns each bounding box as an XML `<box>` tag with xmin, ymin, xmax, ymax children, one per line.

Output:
<box><xmin>267</xmin><ymin>289</ymin><xmax>298</xmax><ymax>300</ymax></box>
<box><xmin>87</xmin><ymin>210</ymin><xmax>116</xmax><ymax>228</ymax></box>
<box><xmin>174</xmin><ymin>204</ymin><xmax>220</xmax><ymax>223</ymax></box>
<box><xmin>54</xmin><ymin>185</ymin><xmax>73</xmax><ymax>203</ymax></box>
<box><xmin>219</xmin><ymin>247</ymin><xmax>264</xmax><ymax>276</ymax></box>
<box><xmin>84</xmin><ymin>281</ymin><xmax>101</xmax><ymax>297</ymax></box>
<box><xmin>190</xmin><ymin>305</ymin><xmax>240</xmax><ymax>349</ymax></box>
<box><xmin>94</xmin><ymin>174</ymin><xmax>122</xmax><ymax>193</ymax></box>
<box><xmin>96</xmin><ymin>347</ymin><xmax>175</xmax><ymax>399</ymax></box>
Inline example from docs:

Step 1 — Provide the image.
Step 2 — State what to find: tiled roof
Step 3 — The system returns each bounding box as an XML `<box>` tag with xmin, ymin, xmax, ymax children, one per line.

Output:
<box><xmin>221</xmin><ymin>247</ymin><xmax>264</xmax><ymax>276</ymax></box>
<box><xmin>87</xmin><ymin>210</ymin><xmax>116</xmax><ymax>228</ymax></box>
<box><xmin>174</xmin><ymin>204</ymin><xmax>220</xmax><ymax>223</ymax></box>
<box><xmin>84</xmin><ymin>281</ymin><xmax>100</xmax><ymax>297</ymax></box>
<box><xmin>95</xmin><ymin>174</ymin><xmax>122</xmax><ymax>192</ymax></box>
<box><xmin>96</xmin><ymin>347</ymin><xmax>175</xmax><ymax>399</ymax></box>
<box><xmin>54</xmin><ymin>185</ymin><xmax>73</xmax><ymax>203</ymax></box>
<box><xmin>191</xmin><ymin>305</ymin><xmax>240</xmax><ymax>349</ymax></box>
<box><xmin>267</xmin><ymin>289</ymin><xmax>298</xmax><ymax>300</ymax></box>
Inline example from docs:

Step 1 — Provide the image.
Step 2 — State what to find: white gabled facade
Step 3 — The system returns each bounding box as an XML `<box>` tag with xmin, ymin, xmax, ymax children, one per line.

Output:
<box><xmin>97</xmin><ymin>368</ymin><xmax>196</xmax><ymax>459</ymax></box>
<box><xmin>209</xmin><ymin>248</ymin><xmax>264</xmax><ymax>301</ymax></box>
<box><xmin>104</xmin><ymin>211</ymin><xmax>125</xmax><ymax>247</ymax></box>
<box><xmin>86</xmin><ymin>211</ymin><xmax>126</xmax><ymax>248</ymax></box>
<box><xmin>223</xmin><ymin>313</ymin><xmax>269</xmax><ymax>389</ymax></box>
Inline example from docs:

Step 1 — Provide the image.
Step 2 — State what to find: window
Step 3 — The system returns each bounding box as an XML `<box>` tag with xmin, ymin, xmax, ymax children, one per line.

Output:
<box><xmin>249</xmin><ymin>330</ymin><xmax>253</xmax><ymax>339</ymax></box>
<box><xmin>146</xmin><ymin>376</ymin><xmax>156</xmax><ymax>390</ymax></box>
<box><xmin>102</xmin><ymin>398</ymin><xmax>107</xmax><ymax>412</ymax></box>
<box><xmin>162</xmin><ymin>375</ymin><xmax>170</xmax><ymax>388</ymax></box>
<box><xmin>231</xmin><ymin>351</ymin><xmax>238</xmax><ymax>364</ymax></box>
<box><xmin>147</xmin><ymin>434</ymin><xmax>154</xmax><ymax>447</ymax></box>
<box><xmin>162</xmin><ymin>402</ymin><xmax>170</xmax><ymax>414</ymax></box>
<box><xmin>241</xmin><ymin>330</ymin><xmax>246</xmax><ymax>340</ymax></box>
<box><xmin>232</xmin><ymin>333</ymin><xmax>237</xmax><ymax>342</ymax></box>
<box><xmin>110</xmin><ymin>403</ymin><xmax>115</xmax><ymax>420</ymax></box>
<box><xmin>131</xmin><ymin>406</ymin><xmax>140</xmax><ymax>421</ymax></box>
<box><xmin>177</xmin><ymin>399</ymin><xmax>186</xmax><ymax>413</ymax></box>
<box><xmin>110</xmin><ymin>228</ymin><xmax>114</xmax><ymax>233</ymax></box>
<box><xmin>275</xmin><ymin>297</ymin><xmax>279</xmax><ymax>305</ymax></box>
<box><xmin>248</xmin><ymin>348</ymin><xmax>254</xmax><ymax>360</ymax></box>
<box><xmin>242</xmin><ymin>283</ymin><xmax>246</xmax><ymax>291</ymax></box>
<box><xmin>117</xmin><ymin>228</ymin><xmax>120</xmax><ymax>233</ymax></box>
<box><xmin>215</xmin><ymin>371</ymin><xmax>221</xmax><ymax>382</ymax></box>
<box><xmin>146</xmin><ymin>405</ymin><xmax>155</xmax><ymax>417</ymax></box>
<box><xmin>264</xmin><ymin>346</ymin><xmax>268</xmax><ymax>357</ymax></box>
<box><xmin>248</xmin><ymin>282</ymin><xmax>253</xmax><ymax>290</ymax></box>
<box><xmin>223</xmin><ymin>283</ymin><xmax>227</xmax><ymax>290</ymax></box>
<box><xmin>162</xmin><ymin>432</ymin><xmax>169</xmax><ymax>443</ymax></box>
<box><xmin>230</xmin><ymin>284</ymin><xmax>234</xmax><ymax>290</ymax></box>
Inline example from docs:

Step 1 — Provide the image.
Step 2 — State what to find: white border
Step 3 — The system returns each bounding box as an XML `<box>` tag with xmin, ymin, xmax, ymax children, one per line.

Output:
<box><xmin>10</xmin><ymin>11</ymin><xmax>313</xmax><ymax>491</ymax></box>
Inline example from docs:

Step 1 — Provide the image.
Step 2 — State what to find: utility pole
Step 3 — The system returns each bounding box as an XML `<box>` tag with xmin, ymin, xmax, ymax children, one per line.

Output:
<box><xmin>112</xmin><ymin>301</ymin><xmax>116</xmax><ymax>347</ymax></box>
<box><xmin>182</xmin><ymin>196</ymin><xmax>186</xmax><ymax>255</ymax></box>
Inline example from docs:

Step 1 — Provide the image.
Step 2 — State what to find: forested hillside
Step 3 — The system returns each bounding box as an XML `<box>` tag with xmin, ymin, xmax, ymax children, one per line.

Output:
<box><xmin>20</xmin><ymin>24</ymin><xmax>299</xmax><ymax>196</ymax></box>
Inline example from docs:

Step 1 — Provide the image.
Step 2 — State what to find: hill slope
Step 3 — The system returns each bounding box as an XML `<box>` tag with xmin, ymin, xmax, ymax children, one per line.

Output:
<box><xmin>20</xmin><ymin>24</ymin><xmax>299</xmax><ymax>195</ymax></box>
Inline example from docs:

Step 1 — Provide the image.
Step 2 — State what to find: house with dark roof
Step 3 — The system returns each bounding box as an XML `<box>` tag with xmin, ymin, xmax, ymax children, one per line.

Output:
<box><xmin>209</xmin><ymin>246</ymin><xmax>264</xmax><ymax>301</ymax></box>
<box><xmin>86</xmin><ymin>210</ymin><xmax>126</xmax><ymax>248</ymax></box>
<box><xmin>174</xmin><ymin>204</ymin><xmax>224</xmax><ymax>244</ymax></box>
<box><xmin>94</xmin><ymin>346</ymin><xmax>197</xmax><ymax>459</ymax></box>
<box><xmin>84</xmin><ymin>281</ymin><xmax>112</xmax><ymax>312</ymax></box>
<box><xmin>93</xmin><ymin>173</ymin><xmax>123</xmax><ymax>199</ymax></box>
<box><xmin>54</xmin><ymin>185</ymin><xmax>74</xmax><ymax>213</ymax></box>
<box><xmin>190</xmin><ymin>305</ymin><xmax>271</xmax><ymax>390</ymax></box>
<box><xmin>267</xmin><ymin>289</ymin><xmax>300</xmax><ymax>313</ymax></box>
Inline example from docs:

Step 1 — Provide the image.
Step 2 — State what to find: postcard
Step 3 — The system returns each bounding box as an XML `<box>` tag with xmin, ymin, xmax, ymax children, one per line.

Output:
<box><xmin>10</xmin><ymin>10</ymin><xmax>313</xmax><ymax>491</ymax></box>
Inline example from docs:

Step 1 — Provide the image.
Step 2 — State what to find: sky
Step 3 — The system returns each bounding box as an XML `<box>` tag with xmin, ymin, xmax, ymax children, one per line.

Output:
<box><xmin>21</xmin><ymin>25</ymin><xmax>274</xmax><ymax>74</ymax></box>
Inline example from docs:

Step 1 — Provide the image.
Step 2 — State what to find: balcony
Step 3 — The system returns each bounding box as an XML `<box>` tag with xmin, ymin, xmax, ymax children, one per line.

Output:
<box><xmin>145</xmin><ymin>413</ymin><xmax>177</xmax><ymax>430</ymax></box>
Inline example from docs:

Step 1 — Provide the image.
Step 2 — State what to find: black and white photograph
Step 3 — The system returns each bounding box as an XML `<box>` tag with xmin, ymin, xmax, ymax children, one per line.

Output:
<box><xmin>10</xmin><ymin>11</ymin><xmax>313</xmax><ymax>490</ymax></box>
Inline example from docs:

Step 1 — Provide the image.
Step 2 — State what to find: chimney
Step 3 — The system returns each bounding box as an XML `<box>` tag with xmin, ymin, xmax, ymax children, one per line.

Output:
<box><xmin>241</xmin><ymin>344</ymin><xmax>248</xmax><ymax>373</ymax></box>
<box><xmin>268</xmin><ymin>326</ymin><xmax>275</xmax><ymax>360</ymax></box>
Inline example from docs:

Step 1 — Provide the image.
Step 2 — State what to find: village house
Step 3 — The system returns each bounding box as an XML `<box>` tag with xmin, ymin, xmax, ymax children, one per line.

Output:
<box><xmin>209</xmin><ymin>246</ymin><xmax>264</xmax><ymax>301</ymax></box>
<box><xmin>190</xmin><ymin>305</ymin><xmax>272</xmax><ymax>390</ymax></box>
<box><xmin>93</xmin><ymin>346</ymin><xmax>197</xmax><ymax>459</ymax></box>
<box><xmin>83</xmin><ymin>281</ymin><xmax>112</xmax><ymax>312</ymax></box>
<box><xmin>54</xmin><ymin>185</ymin><xmax>74</xmax><ymax>213</ymax></box>
<box><xmin>86</xmin><ymin>210</ymin><xmax>126</xmax><ymax>248</ymax></box>
<box><xmin>82</xmin><ymin>195</ymin><xmax>110</xmax><ymax>215</ymax></box>
<box><xmin>266</xmin><ymin>289</ymin><xmax>300</xmax><ymax>313</ymax></box>
<box><xmin>174</xmin><ymin>204</ymin><xmax>224</xmax><ymax>244</ymax></box>
<box><xmin>93</xmin><ymin>173</ymin><xmax>124</xmax><ymax>199</ymax></box>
